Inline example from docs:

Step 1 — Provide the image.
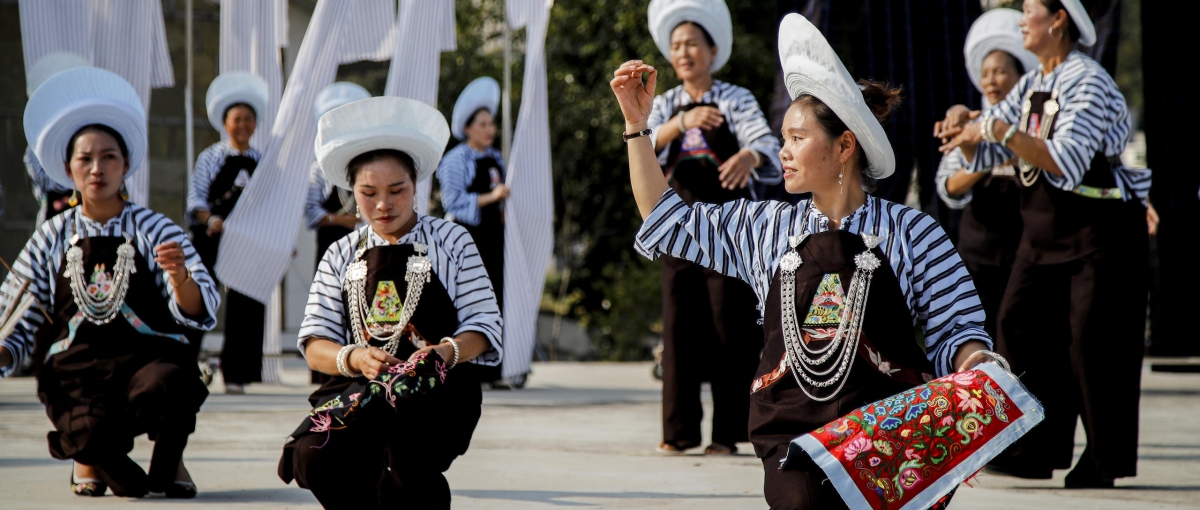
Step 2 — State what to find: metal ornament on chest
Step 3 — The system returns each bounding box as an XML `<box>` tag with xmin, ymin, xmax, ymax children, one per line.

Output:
<box><xmin>344</xmin><ymin>239</ymin><xmax>432</xmax><ymax>356</ymax></box>
<box><xmin>779</xmin><ymin>230</ymin><xmax>886</xmax><ymax>402</ymax></box>
<box><xmin>63</xmin><ymin>234</ymin><xmax>137</xmax><ymax>325</ymax></box>
<box><xmin>1017</xmin><ymin>88</ymin><xmax>1060</xmax><ymax>187</ymax></box>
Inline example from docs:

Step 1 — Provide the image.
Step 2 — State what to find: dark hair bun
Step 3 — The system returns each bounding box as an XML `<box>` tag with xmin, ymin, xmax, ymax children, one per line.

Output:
<box><xmin>857</xmin><ymin>79</ymin><xmax>902</xmax><ymax>124</ymax></box>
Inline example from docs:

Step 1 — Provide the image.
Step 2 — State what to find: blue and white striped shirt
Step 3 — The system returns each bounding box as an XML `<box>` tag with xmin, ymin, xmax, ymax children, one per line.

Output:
<box><xmin>297</xmin><ymin>216</ymin><xmax>503</xmax><ymax>366</ymax></box>
<box><xmin>304</xmin><ymin>162</ymin><xmax>334</xmax><ymax>230</ymax></box>
<box><xmin>436</xmin><ymin>144</ymin><xmax>506</xmax><ymax>226</ymax></box>
<box><xmin>0</xmin><ymin>204</ymin><xmax>220</xmax><ymax>377</ymax></box>
<box><xmin>635</xmin><ymin>189</ymin><xmax>991</xmax><ymax>377</ymax></box>
<box><xmin>972</xmin><ymin>51</ymin><xmax>1150</xmax><ymax>201</ymax></box>
<box><xmin>24</xmin><ymin>147</ymin><xmax>71</xmax><ymax>198</ymax></box>
<box><xmin>934</xmin><ymin>149</ymin><xmax>1018</xmax><ymax>210</ymax></box>
<box><xmin>647</xmin><ymin>81</ymin><xmax>782</xmax><ymax>186</ymax></box>
<box><xmin>186</xmin><ymin>141</ymin><xmax>262</xmax><ymax>226</ymax></box>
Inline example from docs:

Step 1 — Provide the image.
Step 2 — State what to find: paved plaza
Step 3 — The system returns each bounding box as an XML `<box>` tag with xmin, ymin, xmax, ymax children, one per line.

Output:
<box><xmin>1</xmin><ymin>359</ymin><xmax>1198</xmax><ymax>509</ymax></box>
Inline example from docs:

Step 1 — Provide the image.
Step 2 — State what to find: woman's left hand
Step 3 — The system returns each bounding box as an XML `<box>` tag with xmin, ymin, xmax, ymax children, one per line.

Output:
<box><xmin>410</xmin><ymin>341</ymin><xmax>456</xmax><ymax>366</ymax></box>
<box><xmin>718</xmin><ymin>150</ymin><xmax>756</xmax><ymax>189</ymax></box>
<box><xmin>154</xmin><ymin>241</ymin><xmax>190</xmax><ymax>285</ymax></box>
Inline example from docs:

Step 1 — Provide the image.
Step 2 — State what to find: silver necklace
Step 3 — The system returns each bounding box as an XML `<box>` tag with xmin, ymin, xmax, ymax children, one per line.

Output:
<box><xmin>62</xmin><ymin>213</ymin><xmax>137</xmax><ymax>325</ymax></box>
<box><xmin>344</xmin><ymin>236</ymin><xmax>432</xmax><ymax>356</ymax></box>
<box><xmin>779</xmin><ymin>201</ymin><xmax>885</xmax><ymax>402</ymax></box>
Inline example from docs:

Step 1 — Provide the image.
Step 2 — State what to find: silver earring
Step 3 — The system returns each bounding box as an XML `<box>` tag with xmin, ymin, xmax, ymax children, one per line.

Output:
<box><xmin>838</xmin><ymin>163</ymin><xmax>845</xmax><ymax>195</ymax></box>
<box><xmin>1049</xmin><ymin>26</ymin><xmax>1055</xmax><ymax>38</ymax></box>
<box><xmin>413</xmin><ymin>200</ymin><xmax>420</xmax><ymax>214</ymax></box>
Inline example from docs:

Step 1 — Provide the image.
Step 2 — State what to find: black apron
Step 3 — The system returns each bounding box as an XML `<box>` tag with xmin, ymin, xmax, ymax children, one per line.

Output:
<box><xmin>957</xmin><ymin>168</ymin><xmax>1022</xmax><ymax>337</ymax></box>
<box><xmin>659</xmin><ymin>103</ymin><xmax>763</xmax><ymax>448</ymax></box>
<box><xmin>35</xmin><ymin>234</ymin><xmax>208</xmax><ymax>462</ymax></box>
<box><xmin>190</xmin><ymin>154</ymin><xmax>258</xmax><ymax>274</ymax></box>
<box><xmin>749</xmin><ymin>230</ymin><xmax>943</xmax><ymax>509</ymax></box>
<box><xmin>458</xmin><ymin>154</ymin><xmax>505</xmax><ymax>310</ymax></box>
<box><xmin>280</xmin><ymin>242</ymin><xmax>482</xmax><ymax>486</ymax></box>
<box><xmin>314</xmin><ymin>188</ymin><xmax>354</xmax><ymax>273</ymax></box>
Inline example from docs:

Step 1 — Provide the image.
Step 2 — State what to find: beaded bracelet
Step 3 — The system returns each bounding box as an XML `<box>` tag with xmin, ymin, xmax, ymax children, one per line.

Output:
<box><xmin>336</xmin><ymin>344</ymin><xmax>362</xmax><ymax>378</ymax></box>
<box><xmin>1000</xmin><ymin>124</ymin><xmax>1019</xmax><ymax>147</ymax></box>
<box><xmin>439</xmin><ymin>337</ymin><xmax>460</xmax><ymax>369</ymax></box>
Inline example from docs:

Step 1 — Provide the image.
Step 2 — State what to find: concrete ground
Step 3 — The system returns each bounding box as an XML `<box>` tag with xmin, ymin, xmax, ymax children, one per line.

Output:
<box><xmin>1</xmin><ymin>359</ymin><xmax>1198</xmax><ymax>509</ymax></box>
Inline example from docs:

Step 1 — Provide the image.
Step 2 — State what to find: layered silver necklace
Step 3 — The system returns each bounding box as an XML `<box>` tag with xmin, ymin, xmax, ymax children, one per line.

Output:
<box><xmin>779</xmin><ymin>201</ymin><xmax>885</xmax><ymax>402</ymax></box>
<box><xmin>344</xmin><ymin>235</ymin><xmax>432</xmax><ymax>356</ymax></box>
<box><xmin>1017</xmin><ymin>66</ymin><xmax>1062</xmax><ymax>187</ymax></box>
<box><xmin>62</xmin><ymin>212</ymin><xmax>137</xmax><ymax>325</ymax></box>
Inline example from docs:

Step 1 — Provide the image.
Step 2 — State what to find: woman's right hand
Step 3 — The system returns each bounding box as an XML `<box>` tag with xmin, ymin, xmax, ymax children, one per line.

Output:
<box><xmin>684</xmin><ymin>106</ymin><xmax>725</xmax><ymax>131</ymax></box>
<box><xmin>934</xmin><ymin>105</ymin><xmax>978</xmax><ymax>142</ymax></box>
<box><xmin>610</xmin><ymin>60</ymin><xmax>657</xmax><ymax>129</ymax></box>
<box><xmin>206</xmin><ymin>216</ymin><xmax>224</xmax><ymax>236</ymax></box>
<box><xmin>490</xmin><ymin>184</ymin><xmax>511</xmax><ymax>203</ymax></box>
<box><xmin>350</xmin><ymin>345</ymin><xmax>401</xmax><ymax>380</ymax></box>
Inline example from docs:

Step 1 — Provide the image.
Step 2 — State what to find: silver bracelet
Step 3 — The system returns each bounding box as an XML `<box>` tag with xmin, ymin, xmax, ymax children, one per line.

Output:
<box><xmin>439</xmin><ymin>337</ymin><xmax>459</xmax><ymax>369</ymax></box>
<box><xmin>206</xmin><ymin>214</ymin><xmax>222</xmax><ymax>228</ymax></box>
<box><xmin>1000</xmin><ymin>124</ymin><xmax>1019</xmax><ymax>147</ymax></box>
<box><xmin>677</xmin><ymin>113</ymin><xmax>687</xmax><ymax>133</ymax></box>
<box><xmin>975</xmin><ymin>349</ymin><xmax>1011</xmax><ymax>373</ymax></box>
<box><xmin>980</xmin><ymin>116</ymin><xmax>998</xmax><ymax>144</ymax></box>
<box><xmin>336</xmin><ymin>344</ymin><xmax>362</xmax><ymax>378</ymax></box>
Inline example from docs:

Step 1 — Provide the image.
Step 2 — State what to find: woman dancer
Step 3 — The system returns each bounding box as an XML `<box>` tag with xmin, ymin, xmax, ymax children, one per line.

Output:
<box><xmin>0</xmin><ymin>66</ymin><xmax>219</xmax><ymax>498</ymax></box>
<box><xmin>937</xmin><ymin>0</ymin><xmax>1150</xmax><ymax>488</ymax></box>
<box><xmin>645</xmin><ymin>0</ymin><xmax>781</xmax><ymax>456</ymax></box>
<box><xmin>612</xmin><ymin>14</ymin><xmax>995</xmax><ymax>508</ymax></box>
<box><xmin>279</xmin><ymin>97</ymin><xmax>502</xmax><ymax>509</ymax></box>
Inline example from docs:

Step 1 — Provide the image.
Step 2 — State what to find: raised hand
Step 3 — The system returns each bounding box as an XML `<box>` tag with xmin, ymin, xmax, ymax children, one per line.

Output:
<box><xmin>933</xmin><ymin>105</ymin><xmax>979</xmax><ymax>142</ymax></box>
<box><xmin>610</xmin><ymin>60</ymin><xmax>658</xmax><ymax>128</ymax></box>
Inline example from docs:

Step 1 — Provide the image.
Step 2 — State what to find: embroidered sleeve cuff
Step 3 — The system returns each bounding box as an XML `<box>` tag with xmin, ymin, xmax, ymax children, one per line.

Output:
<box><xmin>633</xmin><ymin>189</ymin><xmax>688</xmax><ymax>261</ymax></box>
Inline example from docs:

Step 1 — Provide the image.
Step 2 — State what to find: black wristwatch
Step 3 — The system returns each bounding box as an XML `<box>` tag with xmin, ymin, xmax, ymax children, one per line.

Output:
<box><xmin>622</xmin><ymin>128</ymin><xmax>653</xmax><ymax>142</ymax></box>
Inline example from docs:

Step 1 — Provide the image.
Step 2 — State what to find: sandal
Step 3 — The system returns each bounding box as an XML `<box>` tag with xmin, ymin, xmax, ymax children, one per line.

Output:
<box><xmin>704</xmin><ymin>443</ymin><xmax>738</xmax><ymax>456</ymax></box>
<box><xmin>657</xmin><ymin>441</ymin><xmax>698</xmax><ymax>454</ymax></box>
<box><xmin>71</xmin><ymin>463</ymin><xmax>107</xmax><ymax>497</ymax></box>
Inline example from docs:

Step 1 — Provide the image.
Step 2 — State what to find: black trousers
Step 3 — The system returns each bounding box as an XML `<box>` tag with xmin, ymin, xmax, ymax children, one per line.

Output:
<box><xmin>288</xmin><ymin>412</ymin><xmax>457</xmax><ymax>509</ymax></box>
<box><xmin>220</xmin><ymin>289</ymin><xmax>265</xmax><ymax>384</ymax></box>
<box><xmin>962</xmin><ymin>260</ymin><xmax>1012</xmax><ymax>339</ymax></box>
<box><xmin>661</xmin><ymin>256</ymin><xmax>763</xmax><ymax>448</ymax></box>
<box><xmin>995</xmin><ymin>243</ymin><xmax>1148</xmax><ymax>478</ymax></box>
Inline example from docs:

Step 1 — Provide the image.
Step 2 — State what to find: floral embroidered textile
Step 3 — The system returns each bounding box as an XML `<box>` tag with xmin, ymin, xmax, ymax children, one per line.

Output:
<box><xmin>369</xmin><ymin>280</ymin><xmax>404</xmax><ymax>323</ymax></box>
<box><xmin>782</xmin><ymin>362</ymin><xmax>1043</xmax><ymax>510</ymax></box>
<box><xmin>802</xmin><ymin>273</ymin><xmax>844</xmax><ymax>343</ymax></box>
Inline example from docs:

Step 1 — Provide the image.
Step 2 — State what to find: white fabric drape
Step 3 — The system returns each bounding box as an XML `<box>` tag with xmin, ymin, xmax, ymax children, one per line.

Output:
<box><xmin>501</xmin><ymin>0</ymin><xmax>555</xmax><ymax>379</ymax></box>
<box><xmin>19</xmin><ymin>0</ymin><xmax>174</xmax><ymax>207</ymax></box>
<box><xmin>215</xmin><ymin>1</ymin><xmax>353</xmax><ymax>306</ymax></box>
<box><xmin>385</xmin><ymin>0</ymin><xmax>457</xmax><ymax>215</ymax></box>
<box><xmin>219</xmin><ymin>0</ymin><xmax>288</xmax><ymax>382</ymax></box>
<box><xmin>340</xmin><ymin>1</ymin><xmax>398</xmax><ymax>64</ymax></box>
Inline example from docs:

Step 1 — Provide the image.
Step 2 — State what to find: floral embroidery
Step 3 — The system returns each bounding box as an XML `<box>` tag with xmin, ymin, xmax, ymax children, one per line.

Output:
<box><xmin>369</xmin><ymin>281</ymin><xmax>404</xmax><ymax>323</ymax></box>
<box><xmin>86</xmin><ymin>264</ymin><xmax>113</xmax><ymax>300</ymax></box>
<box><xmin>801</xmin><ymin>273</ymin><xmax>844</xmax><ymax>344</ymax></box>
<box><xmin>802</xmin><ymin>369</ymin><xmax>1028</xmax><ymax>509</ymax></box>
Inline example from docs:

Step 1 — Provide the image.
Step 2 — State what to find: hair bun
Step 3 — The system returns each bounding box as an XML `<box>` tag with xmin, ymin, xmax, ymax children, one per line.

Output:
<box><xmin>857</xmin><ymin>79</ymin><xmax>902</xmax><ymax>124</ymax></box>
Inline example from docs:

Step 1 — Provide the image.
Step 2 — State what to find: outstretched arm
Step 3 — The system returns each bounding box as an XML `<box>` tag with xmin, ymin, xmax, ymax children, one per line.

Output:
<box><xmin>611</xmin><ymin>60</ymin><xmax>669</xmax><ymax>220</ymax></box>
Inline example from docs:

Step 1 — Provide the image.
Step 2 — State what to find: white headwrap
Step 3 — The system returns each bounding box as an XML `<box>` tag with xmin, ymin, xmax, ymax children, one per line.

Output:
<box><xmin>964</xmin><ymin>9</ymin><xmax>1040</xmax><ymax>99</ymax></box>
<box><xmin>648</xmin><ymin>0</ymin><xmax>733</xmax><ymax>72</ymax></box>
<box><xmin>778</xmin><ymin>13</ymin><xmax>895</xmax><ymax>179</ymax></box>
<box><xmin>23</xmin><ymin>67</ymin><xmax>147</xmax><ymax>189</ymax></box>
<box><xmin>451</xmin><ymin>77</ymin><xmax>500</xmax><ymax>141</ymax></box>
<box><xmin>205</xmin><ymin>71</ymin><xmax>269</xmax><ymax>132</ymax></box>
<box><xmin>25</xmin><ymin>52</ymin><xmax>89</xmax><ymax>98</ymax></box>
<box><xmin>313</xmin><ymin>82</ymin><xmax>372</xmax><ymax>122</ymax></box>
<box><xmin>315</xmin><ymin>97</ymin><xmax>450</xmax><ymax>190</ymax></box>
<box><xmin>1057</xmin><ymin>0</ymin><xmax>1097</xmax><ymax>47</ymax></box>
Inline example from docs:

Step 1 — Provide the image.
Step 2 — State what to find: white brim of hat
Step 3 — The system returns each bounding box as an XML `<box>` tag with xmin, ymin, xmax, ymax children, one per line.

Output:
<box><xmin>778</xmin><ymin>13</ymin><xmax>894</xmax><ymax>180</ymax></box>
<box><xmin>648</xmin><ymin>0</ymin><xmax>733</xmax><ymax>72</ymax></box>
<box><xmin>316</xmin><ymin>97</ymin><xmax>450</xmax><ymax>190</ymax></box>
<box><xmin>1059</xmin><ymin>0</ymin><xmax>1097</xmax><ymax>46</ymax></box>
<box><xmin>26</xmin><ymin>52</ymin><xmax>90</xmax><ymax>97</ymax></box>
<box><xmin>206</xmin><ymin>71</ymin><xmax>269</xmax><ymax>132</ymax></box>
<box><xmin>965</xmin><ymin>9</ymin><xmax>1040</xmax><ymax>95</ymax></box>
<box><xmin>451</xmin><ymin>77</ymin><xmax>500</xmax><ymax>141</ymax></box>
<box><xmin>313</xmin><ymin>82</ymin><xmax>371</xmax><ymax>122</ymax></box>
<box><xmin>24</xmin><ymin>67</ymin><xmax>147</xmax><ymax>189</ymax></box>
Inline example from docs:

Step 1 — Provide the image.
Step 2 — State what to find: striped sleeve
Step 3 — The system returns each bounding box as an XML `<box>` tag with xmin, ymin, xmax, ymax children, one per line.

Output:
<box><xmin>0</xmin><ymin>215</ymin><xmax>64</xmax><ymax>377</ymax></box>
<box><xmin>132</xmin><ymin>207</ymin><xmax>220</xmax><ymax>330</ymax></box>
<box><xmin>724</xmin><ymin>83</ymin><xmax>782</xmax><ymax>185</ymax></box>
<box><xmin>634</xmin><ymin>188</ymin><xmax>794</xmax><ymax>307</ymax></box>
<box><xmin>304</xmin><ymin>162</ymin><xmax>330</xmax><ymax>230</ymax></box>
<box><xmin>935</xmin><ymin>149</ymin><xmax>971</xmax><ymax>210</ymax></box>
<box><xmin>434</xmin><ymin>220</ymin><xmax>503</xmax><ymax>366</ymax></box>
<box><xmin>186</xmin><ymin>144</ymin><xmax>223</xmax><ymax>226</ymax></box>
<box><xmin>297</xmin><ymin>231</ymin><xmax>355</xmax><ymax>354</ymax></box>
<box><xmin>24</xmin><ymin>147</ymin><xmax>70</xmax><ymax>199</ymax></box>
<box><xmin>1039</xmin><ymin>69</ymin><xmax>1129</xmax><ymax>191</ymax></box>
<box><xmin>879</xmin><ymin>202</ymin><xmax>991</xmax><ymax>376</ymax></box>
<box><xmin>436</xmin><ymin>145</ymin><xmax>482</xmax><ymax>226</ymax></box>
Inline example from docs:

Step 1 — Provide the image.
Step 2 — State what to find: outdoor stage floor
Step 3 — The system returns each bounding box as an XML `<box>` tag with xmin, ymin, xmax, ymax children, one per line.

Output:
<box><xmin>1</xmin><ymin>360</ymin><xmax>1197</xmax><ymax>509</ymax></box>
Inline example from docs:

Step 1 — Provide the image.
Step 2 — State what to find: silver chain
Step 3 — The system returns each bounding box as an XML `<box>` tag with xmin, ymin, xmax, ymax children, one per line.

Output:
<box><xmin>63</xmin><ymin>224</ymin><xmax>137</xmax><ymax>325</ymax></box>
<box><xmin>344</xmin><ymin>239</ymin><xmax>432</xmax><ymax>356</ymax></box>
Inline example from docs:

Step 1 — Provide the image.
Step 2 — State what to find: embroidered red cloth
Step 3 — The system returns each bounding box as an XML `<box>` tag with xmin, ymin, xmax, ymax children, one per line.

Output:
<box><xmin>783</xmin><ymin>362</ymin><xmax>1043</xmax><ymax>510</ymax></box>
